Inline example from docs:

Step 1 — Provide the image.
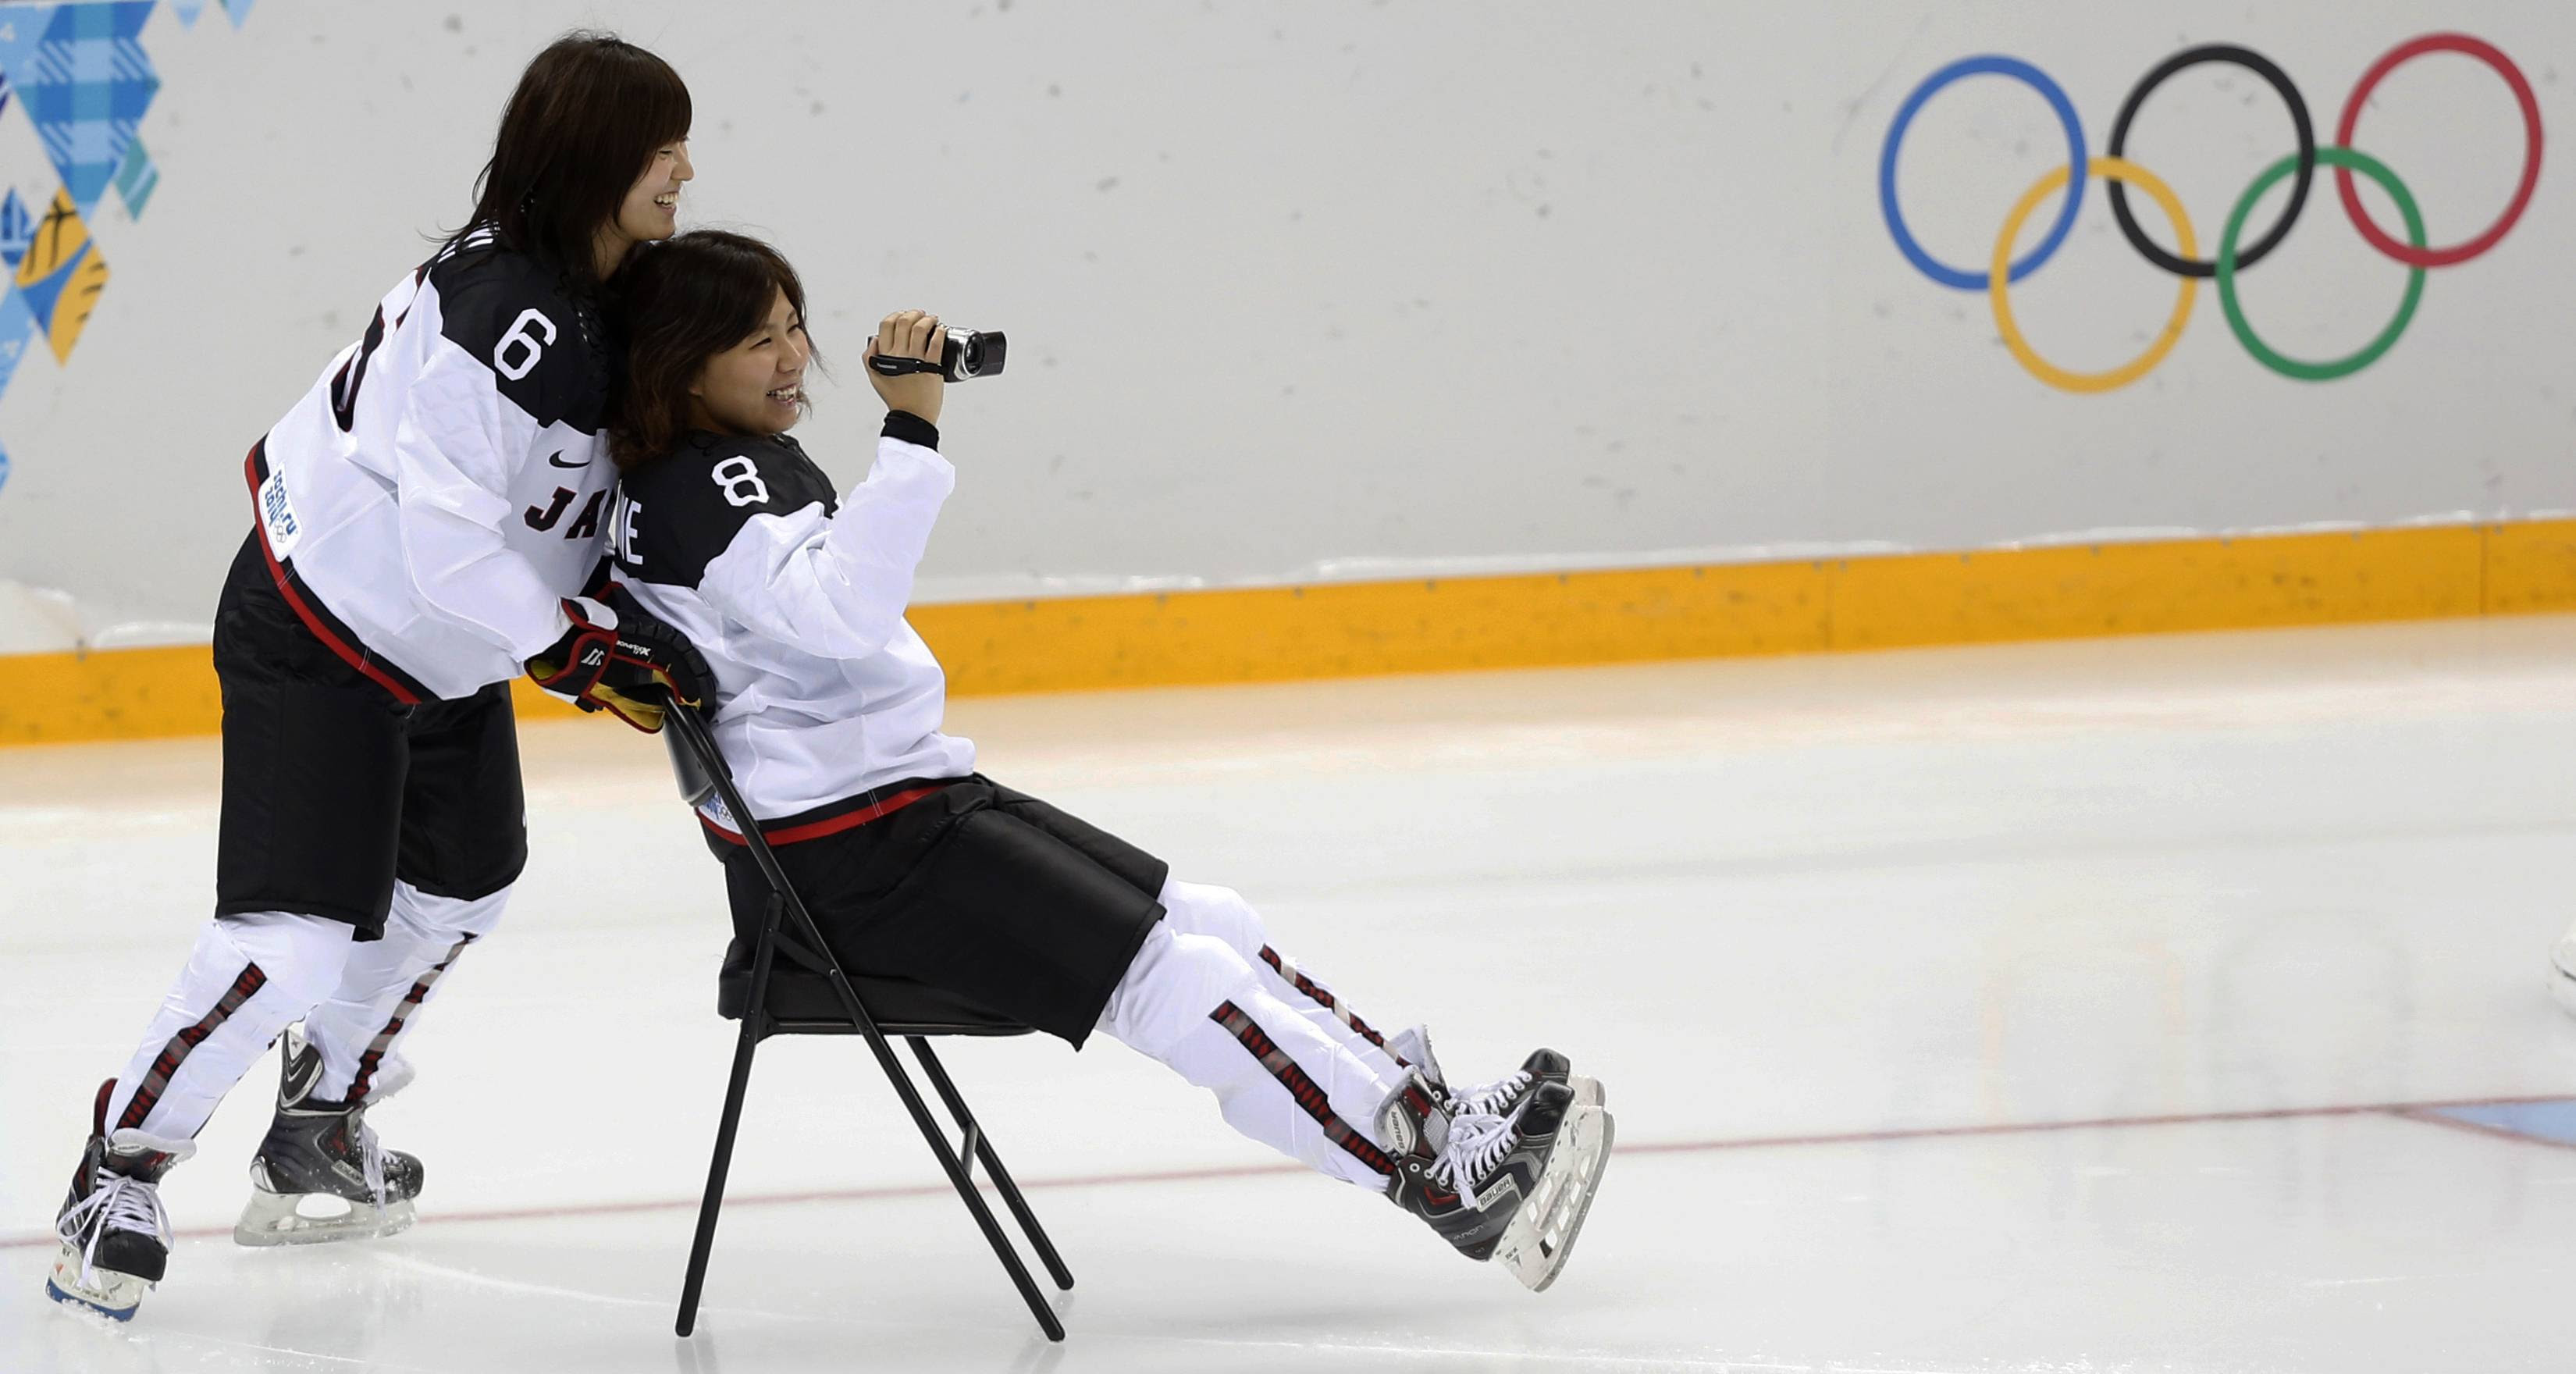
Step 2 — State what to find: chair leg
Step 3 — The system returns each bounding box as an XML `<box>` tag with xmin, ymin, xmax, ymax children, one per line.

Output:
<box><xmin>910</xmin><ymin>1038</ymin><xmax>1075</xmax><ymax>1291</ymax></box>
<box><xmin>870</xmin><ymin>1037</ymin><xmax>1066</xmax><ymax>1341</ymax></box>
<box><xmin>680</xmin><ymin>895</ymin><xmax>787</xmax><ymax>1338</ymax></box>
<box><xmin>676</xmin><ymin>1016</ymin><xmax>762</xmax><ymax>1337</ymax></box>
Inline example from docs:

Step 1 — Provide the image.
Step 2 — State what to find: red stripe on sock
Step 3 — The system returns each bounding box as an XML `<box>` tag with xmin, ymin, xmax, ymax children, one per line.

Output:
<box><xmin>1257</xmin><ymin>945</ymin><xmax>1400</xmax><ymax>1059</ymax></box>
<box><xmin>117</xmin><ymin>963</ymin><xmax>269</xmax><ymax>1132</ymax></box>
<box><xmin>1208</xmin><ymin>1001</ymin><xmax>1393</xmax><ymax>1177</ymax></box>
<box><xmin>349</xmin><ymin>936</ymin><xmax>474</xmax><ymax>1102</ymax></box>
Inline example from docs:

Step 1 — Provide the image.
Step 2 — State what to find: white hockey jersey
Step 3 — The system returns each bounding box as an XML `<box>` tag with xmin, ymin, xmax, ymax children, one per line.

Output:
<box><xmin>607</xmin><ymin>419</ymin><xmax>977</xmax><ymax>832</ymax></box>
<box><xmin>247</xmin><ymin>228</ymin><xmax>614</xmax><ymax>702</ymax></box>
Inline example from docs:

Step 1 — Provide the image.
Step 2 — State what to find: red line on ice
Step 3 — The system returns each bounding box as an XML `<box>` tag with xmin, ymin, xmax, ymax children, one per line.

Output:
<box><xmin>5</xmin><ymin>1091</ymin><xmax>2568</xmax><ymax>1251</ymax></box>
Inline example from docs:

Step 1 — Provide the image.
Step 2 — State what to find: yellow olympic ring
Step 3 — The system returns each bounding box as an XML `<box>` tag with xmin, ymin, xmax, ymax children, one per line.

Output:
<box><xmin>1989</xmin><ymin>157</ymin><xmax>2197</xmax><ymax>394</ymax></box>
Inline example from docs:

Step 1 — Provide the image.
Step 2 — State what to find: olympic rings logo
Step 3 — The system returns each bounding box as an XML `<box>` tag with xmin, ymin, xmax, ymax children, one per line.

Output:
<box><xmin>1877</xmin><ymin>34</ymin><xmax>2544</xmax><ymax>393</ymax></box>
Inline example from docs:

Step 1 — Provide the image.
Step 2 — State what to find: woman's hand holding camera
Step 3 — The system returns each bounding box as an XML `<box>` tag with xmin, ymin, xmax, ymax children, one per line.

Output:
<box><xmin>865</xmin><ymin>309</ymin><xmax>946</xmax><ymax>427</ymax></box>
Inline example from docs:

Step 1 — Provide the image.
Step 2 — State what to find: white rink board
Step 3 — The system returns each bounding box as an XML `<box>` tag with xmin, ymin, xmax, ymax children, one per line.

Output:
<box><xmin>0</xmin><ymin>0</ymin><xmax>2571</xmax><ymax>646</ymax></box>
<box><xmin>5</xmin><ymin>621</ymin><xmax>2576</xmax><ymax>1370</ymax></box>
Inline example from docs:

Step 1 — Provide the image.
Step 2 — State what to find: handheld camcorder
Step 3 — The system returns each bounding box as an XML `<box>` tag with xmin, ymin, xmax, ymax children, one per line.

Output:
<box><xmin>868</xmin><ymin>327</ymin><xmax>1007</xmax><ymax>383</ymax></box>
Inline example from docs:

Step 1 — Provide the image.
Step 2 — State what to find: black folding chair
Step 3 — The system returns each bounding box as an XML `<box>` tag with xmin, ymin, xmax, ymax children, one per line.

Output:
<box><xmin>663</xmin><ymin>705</ymin><xmax>1073</xmax><ymax>1342</ymax></box>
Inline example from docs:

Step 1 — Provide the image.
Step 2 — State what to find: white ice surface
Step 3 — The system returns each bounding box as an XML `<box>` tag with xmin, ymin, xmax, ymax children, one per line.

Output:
<box><xmin>5</xmin><ymin>619</ymin><xmax>2576</xmax><ymax>1372</ymax></box>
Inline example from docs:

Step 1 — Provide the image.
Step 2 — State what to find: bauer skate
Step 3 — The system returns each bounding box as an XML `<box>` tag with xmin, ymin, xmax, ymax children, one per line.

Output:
<box><xmin>1379</xmin><ymin>1072</ymin><xmax>1613</xmax><ymax>1290</ymax></box>
<box><xmin>1389</xmin><ymin>1024</ymin><xmax>1604</xmax><ymax>1116</ymax></box>
<box><xmin>46</xmin><ymin>1080</ymin><xmax>194</xmax><ymax>1321</ymax></box>
<box><xmin>235</xmin><ymin>1029</ymin><xmax>422</xmax><ymax>1246</ymax></box>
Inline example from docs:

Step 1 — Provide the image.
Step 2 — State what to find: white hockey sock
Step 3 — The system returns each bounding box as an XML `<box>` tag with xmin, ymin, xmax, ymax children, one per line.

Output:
<box><xmin>1098</xmin><ymin>924</ymin><xmax>1407</xmax><ymax>1190</ymax></box>
<box><xmin>102</xmin><ymin>913</ymin><xmax>357</xmax><ymax>1141</ymax></box>
<box><xmin>1157</xmin><ymin>877</ymin><xmax>1412</xmax><ymax>1084</ymax></box>
<box><xmin>303</xmin><ymin>881</ymin><xmax>508</xmax><ymax>1102</ymax></box>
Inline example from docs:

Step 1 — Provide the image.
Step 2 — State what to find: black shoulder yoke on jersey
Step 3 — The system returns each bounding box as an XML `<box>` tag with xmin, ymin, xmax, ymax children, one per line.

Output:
<box><xmin>422</xmin><ymin>229</ymin><xmax>613</xmax><ymax>433</ymax></box>
<box><xmin>613</xmin><ymin>431</ymin><xmax>838</xmax><ymax>589</ymax></box>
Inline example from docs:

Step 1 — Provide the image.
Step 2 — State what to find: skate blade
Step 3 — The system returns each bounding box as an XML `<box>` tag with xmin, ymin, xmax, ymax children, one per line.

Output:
<box><xmin>44</xmin><ymin>1243</ymin><xmax>144</xmax><ymax>1321</ymax></box>
<box><xmin>234</xmin><ymin>1190</ymin><xmax>416</xmax><ymax>1248</ymax></box>
<box><xmin>1568</xmin><ymin>1075</ymin><xmax>1605</xmax><ymax>1109</ymax></box>
<box><xmin>1496</xmin><ymin>1104</ymin><xmax>1613</xmax><ymax>1293</ymax></box>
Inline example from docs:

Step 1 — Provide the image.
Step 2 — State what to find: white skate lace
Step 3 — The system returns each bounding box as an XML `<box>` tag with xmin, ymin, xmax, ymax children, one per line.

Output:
<box><xmin>1426</xmin><ymin>1108</ymin><xmax>1517</xmax><ymax>1208</ymax></box>
<box><xmin>355</xmin><ymin>1116</ymin><xmax>389</xmax><ymax>1212</ymax></box>
<box><xmin>1451</xmin><ymin>1069</ymin><xmax>1535</xmax><ymax>1120</ymax></box>
<box><xmin>347</xmin><ymin>1066</ymin><xmax>409</xmax><ymax>1213</ymax></box>
<box><xmin>55</xmin><ymin>1169</ymin><xmax>173</xmax><ymax>1289</ymax></box>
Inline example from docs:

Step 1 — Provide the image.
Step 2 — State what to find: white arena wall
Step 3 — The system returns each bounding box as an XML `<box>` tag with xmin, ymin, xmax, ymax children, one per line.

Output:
<box><xmin>0</xmin><ymin>0</ymin><xmax>2565</xmax><ymax>653</ymax></box>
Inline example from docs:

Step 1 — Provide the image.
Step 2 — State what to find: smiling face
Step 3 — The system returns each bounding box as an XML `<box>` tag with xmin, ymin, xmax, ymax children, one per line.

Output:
<box><xmin>686</xmin><ymin>287</ymin><xmax>809</xmax><ymax>436</ymax></box>
<box><xmin>595</xmin><ymin>140</ymin><xmax>694</xmax><ymax>275</ymax></box>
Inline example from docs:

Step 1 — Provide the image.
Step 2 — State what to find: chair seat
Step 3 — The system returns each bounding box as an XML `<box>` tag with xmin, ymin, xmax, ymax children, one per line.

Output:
<box><xmin>717</xmin><ymin>938</ymin><xmax>1031</xmax><ymax>1037</ymax></box>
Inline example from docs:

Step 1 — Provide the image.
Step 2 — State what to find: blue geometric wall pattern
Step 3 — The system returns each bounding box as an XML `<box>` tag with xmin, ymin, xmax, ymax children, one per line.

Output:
<box><xmin>0</xmin><ymin>287</ymin><xmax>33</xmax><ymax>397</ymax></box>
<box><xmin>0</xmin><ymin>9</ymin><xmax>54</xmax><ymax>97</ymax></box>
<box><xmin>110</xmin><ymin>132</ymin><xmax>151</xmax><ymax>216</ymax></box>
<box><xmin>0</xmin><ymin>187</ymin><xmax>30</xmax><ymax>267</ymax></box>
<box><xmin>0</xmin><ymin>0</ymin><xmax>252</xmax><ymax>496</ymax></box>
<box><xmin>12</xmin><ymin>2</ymin><xmax>160</xmax><ymax>217</ymax></box>
<box><xmin>0</xmin><ymin>280</ymin><xmax>25</xmax><ymax>495</ymax></box>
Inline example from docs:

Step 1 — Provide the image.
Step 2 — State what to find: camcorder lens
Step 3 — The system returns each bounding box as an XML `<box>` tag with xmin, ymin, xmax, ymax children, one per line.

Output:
<box><xmin>945</xmin><ymin>329</ymin><xmax>1006</xmax><ymax>381</ymax></box>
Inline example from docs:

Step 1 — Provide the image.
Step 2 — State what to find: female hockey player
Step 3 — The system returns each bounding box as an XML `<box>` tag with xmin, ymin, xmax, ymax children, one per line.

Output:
<box><xmin>48</xmin><ymin>35</ymin><xmax>713</xmax><ymax>1320</ymax></box>
<box><xmin>603</xmin><ymin>231</ymin><xmax>1614</xmax><ymax>1292</ymax></box>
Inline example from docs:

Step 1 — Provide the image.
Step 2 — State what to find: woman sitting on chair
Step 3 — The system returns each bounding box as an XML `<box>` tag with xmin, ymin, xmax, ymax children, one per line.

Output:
<box><xmin>603</xmin><ymin>231</ymin><xmax>1611</xmax><ymax>1290</ymax></box>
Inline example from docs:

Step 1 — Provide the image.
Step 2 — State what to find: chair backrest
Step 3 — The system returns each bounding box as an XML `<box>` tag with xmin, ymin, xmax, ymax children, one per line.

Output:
<box><xmin>665</xmin><ymin>717</ymin><xmax>718</xmax><ymax>808</ymax></box>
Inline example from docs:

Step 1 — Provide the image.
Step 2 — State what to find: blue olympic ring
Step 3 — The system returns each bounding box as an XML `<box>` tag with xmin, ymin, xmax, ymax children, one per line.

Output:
<box><xmin>1878</xmin><ymin>55</ymin><xmax>2087</xmax><ymax>290</ymax></box>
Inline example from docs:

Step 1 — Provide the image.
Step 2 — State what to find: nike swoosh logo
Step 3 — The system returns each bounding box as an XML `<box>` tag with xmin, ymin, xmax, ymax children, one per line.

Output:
<box><xmin>546</xmin><ymin>450</ymin><xmax>589</xmax><ymax>468</ymax></box>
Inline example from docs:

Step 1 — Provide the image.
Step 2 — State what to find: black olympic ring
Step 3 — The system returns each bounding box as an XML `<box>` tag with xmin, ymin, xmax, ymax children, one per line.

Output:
<box><xmin>2105</xmin><ymin>44</ymin><xmax>2315</xmax><ymax>280</ymax></box>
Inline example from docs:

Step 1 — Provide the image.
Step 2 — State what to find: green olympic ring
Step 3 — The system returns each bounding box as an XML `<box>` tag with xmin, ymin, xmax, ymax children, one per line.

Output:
<box><xmin>2216</xmin><ymin>146</ymin><xmax>2425</xmax><ymax>383</ymax></box>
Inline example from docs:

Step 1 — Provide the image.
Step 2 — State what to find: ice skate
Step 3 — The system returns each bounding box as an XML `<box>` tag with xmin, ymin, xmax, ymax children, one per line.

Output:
<box><xmin>45</xmin><ymin>1080</ymin><xmax>194</xmax><ymax>1321</ymax></box>
<box><xmin>1389</xmin><ymin>1023</ymin><xmax>1604</xmax><ymax>1116</ymax></box>
<box><xmin>234</xmin><ymin>1029</ymin><xmax>422</xmax><ymax>1246</ymax></box>
<box><xmin>2552</xmin><ymin>917</ymin><xmax>2576</xmax><ymax>1018</ymax></box>
<box><xmin>1379</xmin><ymin>1070</ymin><xmax>1607</xmax><ymax>1290</ymax></box>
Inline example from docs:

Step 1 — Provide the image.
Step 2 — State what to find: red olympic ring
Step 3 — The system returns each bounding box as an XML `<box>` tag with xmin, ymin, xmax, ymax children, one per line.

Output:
<box><xmin>2334</xmin><ymin>33</ymin><xmax>2544</xmax><ymax>268</ymax></box>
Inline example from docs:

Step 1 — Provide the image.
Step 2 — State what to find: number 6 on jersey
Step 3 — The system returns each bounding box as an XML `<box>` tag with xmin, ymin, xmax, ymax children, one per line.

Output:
<box><xmin>493</xmin><ymin>309</ymin><xmax>557</xmax><ymax>381</ymax></box>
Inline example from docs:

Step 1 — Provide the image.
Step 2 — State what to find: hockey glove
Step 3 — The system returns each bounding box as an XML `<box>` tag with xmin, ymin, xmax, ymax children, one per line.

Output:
<box><xmin>525</xmin><ymin>586</ymin><xmax>712</xmax><ymax>733</ymax></box>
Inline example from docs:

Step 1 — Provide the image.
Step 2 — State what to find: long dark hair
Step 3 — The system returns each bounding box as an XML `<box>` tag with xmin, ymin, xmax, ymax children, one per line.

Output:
<box><xmin>610</xmin><ymin>230</ymin><xmax>817</xmax><ymax>470</ymax></box>
<box><xmin>458</xmin><ymin>32</ymin><xmax>690</xmax><ymax>288</ymax></box>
